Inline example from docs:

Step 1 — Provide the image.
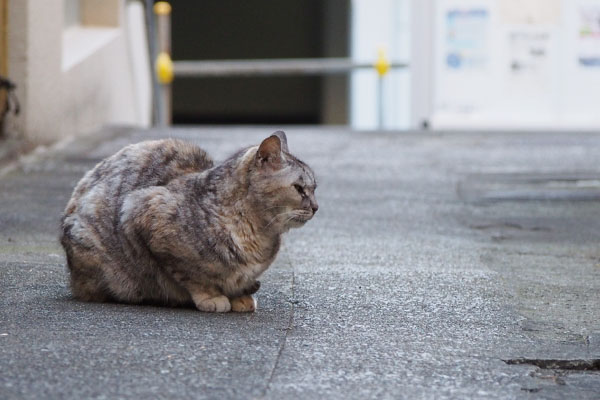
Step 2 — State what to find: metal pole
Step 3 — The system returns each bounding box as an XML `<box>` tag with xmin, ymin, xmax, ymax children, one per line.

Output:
<box><xmin>374</xmin><ymin>48</ymin><xmax>391</xmax><ymax>131</ymax></box>
<box><xmin>154</xmin><ymin>2</ymin><xmax>173</xmax><ymax>126</ymax></box>
<box><xmin>0</xmin><ymin>0</ymin><xmax>7</xmax><ymax>125</ymax></box>
<box><xmin>145</xmin><ymin>0</ymin><xmax>160</xmax><ymax>126</ymax></box>
<box><xmin>172</xmin><ymin>59</ymin><xmax>408</xmax><ymax>77</ymax></box>
<box><xmin>377</xmin><ymin>76</ymin><xmax>384</xmax><ymax>130</ymax></box>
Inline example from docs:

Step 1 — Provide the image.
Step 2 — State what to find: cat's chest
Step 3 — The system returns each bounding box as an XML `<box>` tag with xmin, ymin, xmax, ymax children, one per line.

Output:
<box><xmin>222</xmin><ymin>260</ymin><xmax>270</xmax><ymax>297</ymax></box>
<box><xmin>228</xmin><ymin>224</ymin><xmax>275</xmax><ymax>262</ymax></box>
<box><xmin>241</xmin><ymin>261</ymin><xmax>270</xmax><ymax>278</ymax></box>
<box><xmin>225</xmin><ymin>219</ymin><xmax>280</xmax><ymax>278</ymax></box>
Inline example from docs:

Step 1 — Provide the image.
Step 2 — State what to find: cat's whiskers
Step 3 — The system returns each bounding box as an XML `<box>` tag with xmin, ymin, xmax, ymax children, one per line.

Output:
<box><xmin>283</xmin><ymin>214</ymin><xmax>297</xmax><ymax>225</ymax></box>
<box><xmin>264</xmin><ymin>210</ymin><xmax>295</xmax><ymax>229</ymax></box>
<box><xmin>261</xmin><ymin>205</ymin><xmax>288</xmax><ymax>212</ymax></box>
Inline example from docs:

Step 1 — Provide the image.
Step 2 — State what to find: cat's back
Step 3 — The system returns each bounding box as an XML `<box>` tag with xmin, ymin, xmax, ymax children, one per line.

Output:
<box><xmin>73</xmin><ymin>139</ymin><xmax>211</xmax><ymax>198</ymax></box>
<box><xmin>62</xmin><ymin>138</ymin><xmax>213</xmax><ymax>223</ymax></box>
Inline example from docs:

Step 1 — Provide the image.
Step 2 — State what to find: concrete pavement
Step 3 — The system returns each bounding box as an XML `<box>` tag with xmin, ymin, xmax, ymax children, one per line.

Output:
<box><xmin>1</xmin><ymin>127</ymin><xmax>599</xmax><ymax>399</ymax></box>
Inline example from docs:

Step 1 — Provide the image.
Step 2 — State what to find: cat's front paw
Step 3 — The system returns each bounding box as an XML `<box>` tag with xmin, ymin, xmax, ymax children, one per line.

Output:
<box><xmin>230</xmin><ymin>295</ymin><xmax>257</xmax><ymax>312</ymax></box>
<box><xmin>195</xmin><ymin>295</ymin><xmax>231</xmax><ymax>313</ymax></box>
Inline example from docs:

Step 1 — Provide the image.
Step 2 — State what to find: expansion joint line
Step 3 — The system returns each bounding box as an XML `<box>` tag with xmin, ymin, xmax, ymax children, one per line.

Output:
<box><xmin>262</xmin><ymin>254</ymin><xmax>295</xmax><ymax>398</ymax></box>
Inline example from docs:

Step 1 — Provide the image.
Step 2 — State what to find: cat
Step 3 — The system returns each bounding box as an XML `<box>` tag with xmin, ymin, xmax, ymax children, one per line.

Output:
<box><xmin>60</xmin><ymin>131</ymin><xmax>318</xmax><ymax>312</ymax></box>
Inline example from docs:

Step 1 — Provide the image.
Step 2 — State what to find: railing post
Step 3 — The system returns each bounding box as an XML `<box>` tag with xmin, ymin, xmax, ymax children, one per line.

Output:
<box><xmin>153</xmin><ymin>1</ymin><xmax>173</xmax><ymax>126</ymax></box>
<box><xmin>374</xmin><ymin>48</ymin><xmax>391</xmax><ymax>130</ymax></box>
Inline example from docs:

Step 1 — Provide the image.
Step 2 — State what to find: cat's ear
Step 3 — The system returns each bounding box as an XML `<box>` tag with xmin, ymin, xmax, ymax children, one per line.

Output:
<box><xmin>256</xmin><ymin>135</ymin><xmax>283</xmax><ymax>168</ymax></box>
<box><xmin>272</xmin><ymin>131</ymin><xmax>289</xmax><ymax>153</ymax></box>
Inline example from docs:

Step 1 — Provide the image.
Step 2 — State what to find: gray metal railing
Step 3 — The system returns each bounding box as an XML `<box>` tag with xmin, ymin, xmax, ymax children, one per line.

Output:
<box><xmin>173</xmin><ymin>58</ymin><xmax>408</xmax><ymax>77</ymax></box>
<box><xmin>152</xmin><ymin>2</ymin><xmax>408</xmax><ymax>127</ymax></box>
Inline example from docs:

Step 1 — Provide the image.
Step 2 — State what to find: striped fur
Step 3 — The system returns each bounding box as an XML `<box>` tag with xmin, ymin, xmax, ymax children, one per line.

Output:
<box><xmin>60</xmin><ymin>132</ymin><xmax>317</xmax><ymax>312</ymax></box>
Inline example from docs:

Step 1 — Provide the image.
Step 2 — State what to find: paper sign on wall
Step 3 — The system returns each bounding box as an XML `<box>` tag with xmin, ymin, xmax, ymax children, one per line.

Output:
<box><xmin>509</xmin><ymin>31</ymin><xmax>551</xmax><ymax>75</ymax></box>
<box><xmin>445</xmin><ymin>8</ymin><xmax>489</xmax><ymax>70</ymax></box>
<box><xmin>500</xmin><ymin>0</ymin><xmax>561</xmax><ymax>25</ymax></box>
<box><xmin>578</xmin><ymin>6</ymin><xmax>600</xmax><ymax>67</ymax></box>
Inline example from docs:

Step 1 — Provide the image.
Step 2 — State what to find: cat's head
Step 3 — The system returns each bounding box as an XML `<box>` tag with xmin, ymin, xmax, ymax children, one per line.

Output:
<box><xmin>248</xmin><ymin>131</ymin><xmax>318</xmax><ymax>233</ymax></box>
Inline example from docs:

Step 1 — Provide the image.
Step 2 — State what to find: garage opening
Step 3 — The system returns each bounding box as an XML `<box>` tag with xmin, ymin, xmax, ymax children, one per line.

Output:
<box><xmin>171</xmin><ymin>0</ymin><xmax>350</xmax><ymax>125</ymax></box>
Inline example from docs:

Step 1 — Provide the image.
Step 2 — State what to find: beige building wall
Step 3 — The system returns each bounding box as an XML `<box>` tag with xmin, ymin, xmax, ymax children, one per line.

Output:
<box><xmin>6</xmin><ymin>0</ymin><xmax>151</xmax><ymax>145</ymax></box>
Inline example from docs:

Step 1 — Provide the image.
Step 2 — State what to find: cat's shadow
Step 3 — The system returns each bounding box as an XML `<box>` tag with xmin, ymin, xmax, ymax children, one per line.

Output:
<box><xmin>55</xmin><ymin>286</ymin><xmax>292</xmax><ymax>318</ymax></box>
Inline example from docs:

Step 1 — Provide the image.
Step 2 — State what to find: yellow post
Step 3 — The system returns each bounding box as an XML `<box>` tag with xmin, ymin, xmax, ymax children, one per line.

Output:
<box><xmin>154</xmin><ymin>1</ymin><xmax>173</xmax><ymax>126</ymax></box>
<box><xmin>156</xmin><ymin>52</ymin><xmax>174</xmax><ymax>85</ymax></box>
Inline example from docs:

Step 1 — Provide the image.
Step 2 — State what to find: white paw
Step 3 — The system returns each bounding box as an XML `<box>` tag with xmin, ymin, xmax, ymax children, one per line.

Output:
<box><xmin>196</xmin><ymin>295</ymin><xmax>231</xmax><ymax>313</ymax></box>
<box><xmin>230</xmin><ymin>295</ymin><xmax>257</xmax><ymax>312</ymax></box>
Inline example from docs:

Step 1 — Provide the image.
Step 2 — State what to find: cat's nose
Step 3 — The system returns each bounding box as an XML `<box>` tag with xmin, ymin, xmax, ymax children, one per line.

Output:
<box><xmin>311</xmin><ymin>204</ymin><xmax>319</xmax><ymax>214</ymax></box>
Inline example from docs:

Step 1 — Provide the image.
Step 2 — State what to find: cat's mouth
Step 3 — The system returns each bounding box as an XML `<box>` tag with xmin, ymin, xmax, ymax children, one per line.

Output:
<box><xmin>291</xmin><ymin>210</ymin><xmax>313</xmax><ymax>223</ymax></box>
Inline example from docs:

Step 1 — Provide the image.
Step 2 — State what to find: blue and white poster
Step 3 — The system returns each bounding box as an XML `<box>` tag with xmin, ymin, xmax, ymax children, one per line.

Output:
<box><xmin>445</xmin><ymin>8</ymin><xmax>489</xmax><ymax>70</ymax></box>
<box><xmin>578</xmin><ymin>6</ymin><xmax>600</xmax><ymax>67</ymax></box>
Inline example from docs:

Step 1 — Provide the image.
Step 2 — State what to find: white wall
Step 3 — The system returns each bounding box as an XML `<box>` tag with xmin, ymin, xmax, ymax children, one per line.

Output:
<box><xmin>350</xmin><ymin>0</ymin><xmax>411</xmax><ymax>130</ymax></box>
<box><xmin>6</xmin><ymin>0</ymin><xmax>150</xmax><ymax>144</ymax></box>
<box><xmin>410</xmin><ymin>0</ymin><xmax>434</xmax><ymax>129</ymax></box>
<box><xmin>354</xmin><ymin>0</ymin><xmax>600</xmax><ymax>131</ymax></box>
<box><xmin>428</xmin><ymin>0</ymin><xmax>600</xmax><ymax>130</ymax></box>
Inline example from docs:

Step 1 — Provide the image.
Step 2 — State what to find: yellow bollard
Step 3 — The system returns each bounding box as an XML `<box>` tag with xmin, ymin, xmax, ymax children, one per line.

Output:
<box><xmin>155</xmin><ymin>52</ymin><xmax>174</xmax><ymax>84</ymax></box>
<box><xmin>153</xmin><ymin>1</ymin><xmax>171</xmax><ymax>17</ymax></box>
<box><xmin>374</xmin><ymin>47</ymin><xmax>391</xmax><ymax>77</ymax></box>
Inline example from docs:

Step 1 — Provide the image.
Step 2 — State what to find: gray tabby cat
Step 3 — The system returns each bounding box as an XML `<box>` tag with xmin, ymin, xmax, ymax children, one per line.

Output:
<box><xmin>60</xmin><ymin>131</ymin><xmax>317</xmax><ymax>312</ymax></box>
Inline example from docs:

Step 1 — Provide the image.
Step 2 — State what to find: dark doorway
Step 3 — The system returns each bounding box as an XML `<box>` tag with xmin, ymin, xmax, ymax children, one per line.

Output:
<box><xmin>170</xmin><ymin>0</ymin><xmax>349</xmax><ymax>125</ymax></box>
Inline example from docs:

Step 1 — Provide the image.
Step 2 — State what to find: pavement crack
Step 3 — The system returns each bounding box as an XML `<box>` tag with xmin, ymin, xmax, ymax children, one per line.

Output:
<box><xmin>504</xmin><ymin>358</ymin><xmax>600</xmax><ymax>371</ymax></box>
<box><xmin>469</xmin><ymin>222</ymin><xmax>551</xmax><ymax>232</ymax></box>
<box><xmin>262</xmin><ymin>260</ymin><xmax>295</xmax><ymax>398</ymax></box>
<box><xmin>521</xmin><ymin>387</ymin><xmax>541</xmax><ymax>393</ymax></box>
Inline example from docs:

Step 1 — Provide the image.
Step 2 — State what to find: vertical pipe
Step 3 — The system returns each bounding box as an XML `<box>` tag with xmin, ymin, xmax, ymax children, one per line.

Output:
<box><xmin>145</xmin><ymin>0</ymin><xmax>159</xmax><ymax>126</ymax></box>
<box><xmin>377</xmin><ymin>75</ymin><xmax>384</xmax><ymax>130</ymax></box>
<box><xmin>374</xmin><ymin>47</ymin><xmax>390</xmax><ymax>131</ymax></box>
<box><xmin>0</xmin><ymin>0</ymin><xmax>8</xmax><ymax>126</ymax></box>
<box><xmin>154</xmin><ymin>2</ymin><xmax>172</xmax><ymax>126</ymax></box>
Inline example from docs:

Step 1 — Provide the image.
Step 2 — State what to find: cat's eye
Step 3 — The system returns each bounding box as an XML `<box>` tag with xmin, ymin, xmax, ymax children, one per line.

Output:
<box><xmin>294</xmin><ymin>184</ymin><xmax>305</xmax><ymax>195</ymax></box>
